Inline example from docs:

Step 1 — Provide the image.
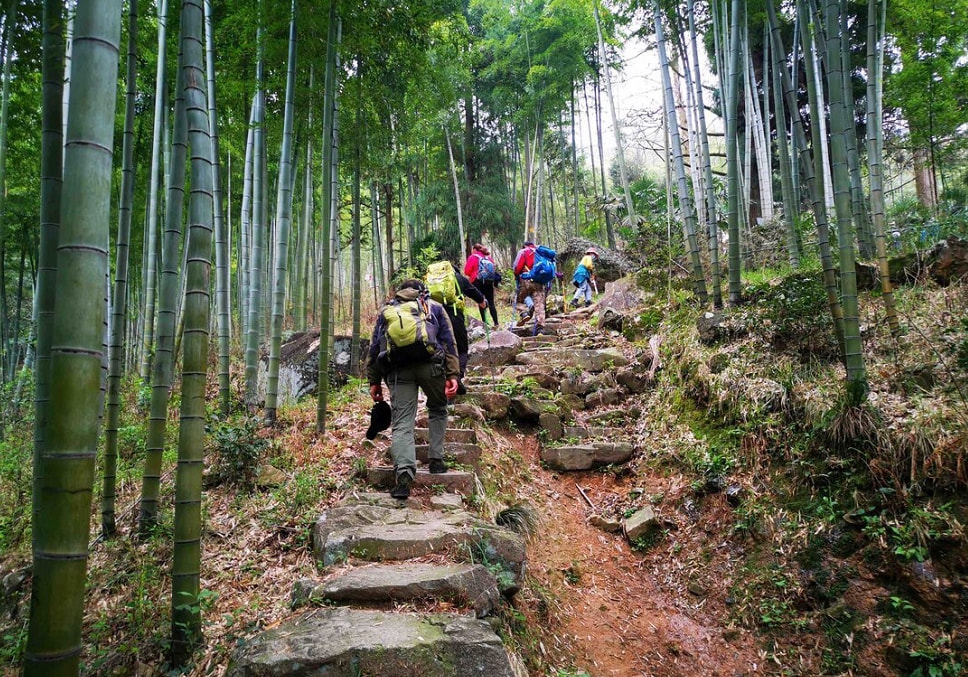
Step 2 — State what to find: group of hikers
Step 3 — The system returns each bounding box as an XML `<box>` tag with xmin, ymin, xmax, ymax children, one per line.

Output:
<box><xmin>365</xmin><ymin>242</ymin><xmax>600</xmax><ymax>499</ymax></box>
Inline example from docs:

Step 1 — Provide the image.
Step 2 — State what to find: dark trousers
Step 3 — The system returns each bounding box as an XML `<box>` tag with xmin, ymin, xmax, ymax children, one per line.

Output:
<box><xmin>474</xmin><ymin>279</ymin><xmax>499</xmax><ymax>326</ymax></box>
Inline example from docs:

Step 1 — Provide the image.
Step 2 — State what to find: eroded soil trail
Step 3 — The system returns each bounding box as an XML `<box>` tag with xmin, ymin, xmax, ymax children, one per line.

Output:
<box><xmin>510</xmin><ymin>431</ymin><xmax>762</xmax><ymax>676</ymax></box>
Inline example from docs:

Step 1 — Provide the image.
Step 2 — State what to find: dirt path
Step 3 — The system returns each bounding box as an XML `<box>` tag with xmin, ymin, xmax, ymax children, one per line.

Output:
<box><xmin>514</xmin><ymin>434</ymin><xmax>763</xmax><ymax>676</ymax></box>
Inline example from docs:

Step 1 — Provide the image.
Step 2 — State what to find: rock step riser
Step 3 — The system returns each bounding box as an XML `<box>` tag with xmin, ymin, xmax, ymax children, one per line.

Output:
<box><xmin>415</xmin><ymin>427</ymin><xmax>477</xmax><ymax>444</ymax></box>
<box><xmin>366</xmin><ymin>467</ymin><xmax>476</xmax><ymax>496</ymax></box>
<box><xmin>414</xmin><ymin>443</ymin><xmax>482</xmax><ymax>468</ymax></box>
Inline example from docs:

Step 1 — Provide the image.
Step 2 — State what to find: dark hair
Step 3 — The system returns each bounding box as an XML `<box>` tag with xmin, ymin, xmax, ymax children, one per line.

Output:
<box><xmin>398</xmin><ymin>278</ymin><xmax>426</xmax><ymax>292</ymax></box>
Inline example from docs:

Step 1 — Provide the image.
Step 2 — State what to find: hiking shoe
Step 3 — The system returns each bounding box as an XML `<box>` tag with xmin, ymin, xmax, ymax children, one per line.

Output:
<box><xmin>428</xmin><ymin>459</ymin><xmax>448</xmax><ymax>474</ymax></box>
<box><xmin>390</xmin><ymin>472</ymin><xmax>413</xmax><ymax>499</ymax></box>
<box><xmin>457</xmin><ymin>381</ymin><xmax>467</xmax><ymax>395</ymax></box>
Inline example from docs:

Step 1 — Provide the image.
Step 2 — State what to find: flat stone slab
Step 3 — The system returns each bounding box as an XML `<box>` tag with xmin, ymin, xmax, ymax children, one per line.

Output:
<box><xmin>366</xmin><ymin>467</ymin><xmax>476</xmax><ymax>496</ymax></box>
<box><xmin>227</xmin><ymin>607</ymin><xmax>517</xmax><ymax>677</ymax></box>
<box><xmin>415</xmin><ymin>443</ymin><xmax>482</xmax><ymax>468</ymax></box>
<box><xmin>540</xmin><ymin>442</ymin><xmax>635</xmax><ymax>471</ymax></box>
<box><xmin>312</xmin><ymin>503</ymin><xmax>526</xmax><ymax>593</ymax></box>
<box><xmin>415</xmin><ymin>427</ymin><xmax>478</xmax><ymax>444</ymax></box>
<box><xmin>515</xmin><ymin>347</ymin><xmax>628</xmax><ymax>371</ymax></box>
<box><xmin>312</xmin><ymin>563</ymin><xmax>501</xmax><ymax>617</ymax></box>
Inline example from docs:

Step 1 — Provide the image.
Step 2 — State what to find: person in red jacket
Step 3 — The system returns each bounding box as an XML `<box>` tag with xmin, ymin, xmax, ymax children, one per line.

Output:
<box><xmin>512</xmin><ymin>241</ymin><xmax>537</xmax><ymax>318</ymax></box>
<box><xmin>464</xmin><ymin>243</ymin><xmax>500</xmax><ymax>328</ymax></box>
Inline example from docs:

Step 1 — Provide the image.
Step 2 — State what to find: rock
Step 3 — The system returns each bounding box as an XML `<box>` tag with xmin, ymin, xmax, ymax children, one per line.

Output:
<box><xmin>540</xmin><ymin>442</ymin><xmax>634</xmax><ymax>471</ymax></box>
<box><xmin>468</xmin><ymin>331</ymin><xmax>523</xmax><ymax>368</ymax></box>
<box><xmin>416</xmin><ymin>427</ymin><xmax>478</xmax><ymax>444</ymax></box>
<box><xmin>725</xmin><ymin>483</ymin><xmax>744</xmax><ymax>506</ymax></box>
<box><xmin>558</xmin><ymin>371</ymin><xmax>590</xmax><ymax>396</ymax></box>
<box><xmin>477</xmin><ymin>392</ymin><xmax>511</xmax><ymax>420</ymax></box>
<box><xmin>616</xmin><ymin>368</ymin><xmax>652</xmax><ymax>394</ymax></box>
<box><xmin>451</xmin><ymin>402</ymin><xmax>486</xmax><ymax>422</ymax></box>
<box><xmin>588</xmin><ymin>514</ymin><xmax>623</xmax><ymax>533</ymax></box>
<box><xmin>623</xmin><ymin>506</ymin><xmax>658</xmax><ymax>542</ymax></box>
<box><xmin>365</xmin><ymin>467</ymin><xmax>477</xmax><ymax>497</ymax></box>
<box><xmin>430</xmin><ymin>493</ymin><xmax>464</xmax><ymax>510</ymax></box>
<box><xmin>290</xmin><ymin>578</ymin><xmax>319</xmax><ymax>609</ymax></box>
<box><xmin>538</xmin><ymin>412</ymin><xmax>564</xmax><ymax>441</ymax></box>
<box><xmin>312</xmin><ymin>504</ymin><xmax>527</xmax><ymax>594</ymax></box>
<box><xmin>697</xmin><ymin>311</ymin><xmax>726</xmax><ymax>345</ymax></box>
<box><xmin>854</xmin><ymin>261</ymin><xmax>880</xmax><ymax>291</ymax></box>
<box><xmin>227</xmin><ymin>607</ymin><xmax>518</xmax><ymax>677</ymax></box>
<box><xmin>585</xmin><ymin>388</ymin><xmax>623</xmax><ymax>409</ymax></box>
<box><xmin>594</xmin><ymin>275</ymin><xmax>647</xmax><ymax>309</ymax></box>
<box><xmin>254</xmin><ymin>464</ymin><xmax>287</xmax><ymax>488</ymax></box>
<box><xmin>598</xmin><ymin>307</ymin><xmax>625</xmax><ymax>332</ymax></box>
<box><xmin>257</xmin><ymin>333</ymin><xmax>364</xmax><ymax>406</ymax></box>
<box><xmin>926</xmin><ymin>236</ymin><xmax>968</xmax><ymax>285</ymax></box>
<box><xmin>515</xmin><ymin>348</ymin><xmax>627</xmax><ymax>372</ymax></box>
<box><xmin>509</xmin><ymin>398</ymin><xmax>544</xmax><ymax>423</ymax></box>
<box><xmin>319</xmin><ymin>563</ymin><xmax>501</xmax><ymax>617</ymax></box>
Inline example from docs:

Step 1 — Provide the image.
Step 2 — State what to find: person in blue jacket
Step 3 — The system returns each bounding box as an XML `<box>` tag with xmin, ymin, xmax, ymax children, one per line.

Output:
<box><xmin>570</xmin><ymin>248</ymin><xmax>598</xmax><ymax>308</ymax></box>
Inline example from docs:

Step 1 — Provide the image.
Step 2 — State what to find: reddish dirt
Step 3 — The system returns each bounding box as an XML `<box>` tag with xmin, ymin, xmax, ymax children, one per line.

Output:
<box><xmin>507</xmin><ymin>433</ymin><xmax>762</xmax><ymax>677</ymax></box>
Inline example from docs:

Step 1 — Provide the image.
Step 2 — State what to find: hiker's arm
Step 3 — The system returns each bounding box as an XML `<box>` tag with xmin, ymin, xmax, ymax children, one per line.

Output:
<box><xmin>434</xmin><ymin>306</ymin><xmax>461</xmax><ymax>380</ymax></box>
<box><xmin>459</xmin><ymin>273</ymin><xmax>485</xmax><ymax>304</ymax></box>
<box><xmin>365</xmin><ymin>317</ymin><xmax>385</xmax><ymax>386</ymax></box>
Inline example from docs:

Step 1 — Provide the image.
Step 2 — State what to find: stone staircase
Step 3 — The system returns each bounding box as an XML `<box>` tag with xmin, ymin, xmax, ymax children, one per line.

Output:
<box><xmin>227</xmin><ymin>321</ymin><xmax>652</xmax><ymax>676</ymax></box>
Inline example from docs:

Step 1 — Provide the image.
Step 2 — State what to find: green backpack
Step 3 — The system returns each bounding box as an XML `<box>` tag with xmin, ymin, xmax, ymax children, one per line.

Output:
<box><xmin>425</xmin><ymin>261</ymin><xmax>463</xmax><ymax>311</ymax></box>
<box><xmin>379</xmin><ymin>297</ymin><xmax>439</xmax><ymax>364</ymax></box>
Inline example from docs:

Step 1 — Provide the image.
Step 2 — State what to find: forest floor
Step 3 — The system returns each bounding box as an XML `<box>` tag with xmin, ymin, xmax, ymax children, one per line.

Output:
<box><xmin>1</xmin><ymin>268</ymin><xmax>967</xmax><ymax>676</ymax></box>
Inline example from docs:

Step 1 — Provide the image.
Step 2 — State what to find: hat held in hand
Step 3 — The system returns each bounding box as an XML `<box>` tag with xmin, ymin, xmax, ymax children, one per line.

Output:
<box><xmin>365</xmin><ymin>401</ymin><xmax>392</xmax><ymax>440</ymax></box>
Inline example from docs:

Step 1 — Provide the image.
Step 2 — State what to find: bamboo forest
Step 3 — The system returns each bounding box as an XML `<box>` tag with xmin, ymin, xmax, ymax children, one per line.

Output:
<box><xmin>1</xmin><ymin>0</ymin><xmax>967</xmax><ymax>675</ymax></box>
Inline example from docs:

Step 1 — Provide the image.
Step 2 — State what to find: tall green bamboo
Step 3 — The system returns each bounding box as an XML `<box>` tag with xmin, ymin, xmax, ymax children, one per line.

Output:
<box><xmin>170</xmin><ymin>0</ymin><xmax>214</xmax><ymax>663</ymax></box>
<box><xmin>239</xmin><ymin>100</ymin><xmax>255</xmax><ymax>334</ymax></box>
<box><xmin>655</xmin><ymin>1</ymin><xmax>707</xmax><ymax>304</ymax></box>
<box><xmin>771</xmin><ymin>42</ymin><xmax>800</xmax><ymax>268</ymax></box>
<box><xmin>204</xmin><ymin>0</ymin><xmax>230</xmax><ymax>414</ymax></box>
<box><xmin>316</xmin><ymin>1</ymin><xmax>338</xmax><ymax>433</ymax></box>
<box><xmin>823</xmin><ymin>0</ymin><xmax>867</xmax><ymax>402</ymax></box>
<box><xmin>350</xmin><ymin>72</ymin><xmax>363</xmax><ymax>374</ymax></box>
<box><xmin>768</xmin><ymin>0</ymin><xmax>846</xmax><ymax>354</ymax></box>
<box><xmin>294</xmin><ymin>73</ymin><xmax>313</xmax><ymax>332</ymax></box>
<box><xmin>687</xmin><ymin>0</ymin><xmax>722</xmax><ymax>307</ymax></box>
<box><xmin>244</xmin><ymin>14</ymin><xmax>266</xmax><ymax>412</ymax></box>
<box><xmin>724</xmin><ymin>0</ymin><xmax>743</xmax><ymax>304</ymax></box>
<box><xmin>33</xmin><ymin>0</ymin><xmax>65</xmax><ymax>552</ymax></box>
<box><xmin>24</xmin><ymin>2</ymin><xmax>122</xmax><ymax>673</ymax></box>
<box><xmin>265</xmin><ymin>0</ymin><xmax>298</xmax><ymax>423</ymax></box>
<box><xmin>140</xmin><ymin>13</ymin><xmax>190</xmax><ymax>535</ymax></box>
<box><xmin>866</xmin><ymin>0</ymin><xmax>899</xmax><ymax>336</ymax></box>
<box><xmin>140</xmin><ymin>0</ymin><xmax>169</xmax><ymax>380</ymax></box>
<box><xmin>102</xmin><ymin>0</ymin><xmax>138</xmax><ymax>538</ymax></box>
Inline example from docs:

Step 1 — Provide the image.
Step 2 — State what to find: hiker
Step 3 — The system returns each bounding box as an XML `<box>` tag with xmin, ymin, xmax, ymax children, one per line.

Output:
<box><xmin>570</xmin><ymin>247</ymin><xmax>599</xmax><ymax>308</ymax></box>
<box><xmin>518</xmin><ymin>244</ymin><xmax>558</xmax><ymax>335</ymax></box>
<box><xmin>366</xmin><ymin>279</ymin><xmax>460</xmax><ymax>499</ymax></box>
<box><xmin>512</xmin><ymin>241</ymin><xmax>537</xmax><ymax>319</ymax></box>
<box><xmin>426</xmin><ymin>260</ymin><xmax>486</xmax><ymax>395</ymax></box>
<box><xmin>464</xmin><ymin>243</ymin><xmax>501</xmax><ymax>328</ymax></box>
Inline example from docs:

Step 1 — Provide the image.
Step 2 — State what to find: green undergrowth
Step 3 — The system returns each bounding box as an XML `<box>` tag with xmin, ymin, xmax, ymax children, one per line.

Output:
<box><xmin>637</xmin><ymin>268</ymin><xmax>968</xmax><ymax>674</ymax></box>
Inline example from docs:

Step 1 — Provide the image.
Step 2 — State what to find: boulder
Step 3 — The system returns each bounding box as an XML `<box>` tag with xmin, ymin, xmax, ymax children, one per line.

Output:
<box><xmin>468</xmin><ymin>331</ymin><xmax>523</xmax><ymax>368</ymax></box>
<box><xmin>927</xmin><ymin>236</ymin><xmax>968</xmax><ymax>285</ymax></box>
<box><xmin>256</xmin><ymin>333</ymin><xmax>364</xmax><ymax>406</ymax></box>
<box><xmin>623</xmin><ymin>506</ymin><xmax>658</xmax><ymax>542</ymax></box>
<box><xmin>540</xmin><ymin>442</ymin><xmax>634</xmax><ymax>471</ymax></box>
<box><xmin>538</xmin><ymin>412</ymin><xmax>564</xmax><ymax>441</ymax></box>
<box><xmin>477</xmin><ymin>392</ymin><xmax>511</xmax><ymax>420</ymax></box>
<box><xmin>227</xmin><ymin>607</ymin><xmax>518</xmax><ymax>677</ymax></box>
<box><xmin>585</xmin><ymin>388</ymin><xmax>623</xmax><ymax>409</ymax></box>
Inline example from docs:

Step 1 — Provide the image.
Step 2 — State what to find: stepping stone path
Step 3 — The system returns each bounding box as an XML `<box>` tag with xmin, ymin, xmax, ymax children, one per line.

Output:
<box><xmin>228</xmin><ymin>314</ymin><xmax>646</xmax><ymax>675</ymax></box>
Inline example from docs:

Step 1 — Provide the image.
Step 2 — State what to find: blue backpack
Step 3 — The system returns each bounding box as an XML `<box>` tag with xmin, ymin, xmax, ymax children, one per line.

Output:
<box><xmin>478</xmin><ymin>256</ymin><xmax>498</xmax><ymax>281</ymax></box>
<box><xmin>525</xmin><ymin>245</ymin><xmax>556</xmax><ymax>284</ymax></box>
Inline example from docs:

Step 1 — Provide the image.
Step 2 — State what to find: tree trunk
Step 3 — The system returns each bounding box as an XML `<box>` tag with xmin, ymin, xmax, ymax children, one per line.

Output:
<box><xmin>25</xmin><ymin>2</ymin><xmax>122</xmax><ymax>673</ymax></box>
<box><xmin>265</xmin><ymin>2</ymin><xmax>298</xmax><ymax>423</ymax></box>
<box><xmin>244</xmin><ymin>23</ymin><xmax>266</xmax><ymax>412</ymax></box>
<box><xmin>102</xmin><ymin>0</ymin><xmax>139</xmax><ymax>538</ymax></box>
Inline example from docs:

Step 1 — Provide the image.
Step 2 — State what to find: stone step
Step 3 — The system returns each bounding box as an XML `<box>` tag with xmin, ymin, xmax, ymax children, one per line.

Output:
<box><xmin>415</xmin><ymin>427</ymin><xmax>477</xmax><ymax>444</ymax></box>
<box><xmin>227</xmin><ymin>607</ymin><xmax>518</xmax><ymax>676</ymax></box>
<box><xmin>312</xmin><ymin>502</ymin><xmax>526</xmax><ymax>593</ymax></box>
<box><xmin>366</xmin><ymin>466</ymin><xmax>477</xmax><ymax>496</ymax></box>
<box><xmin>539</xmin><ymin>441</ymin><xmax>635</xmax><ymax>471</ymax></box>
<box><xmin>414</xmin><ymin>442</ymin><xmax>482</xmax><ymax>468</ymax></box>
<box><xmin>293</xmin><ymin>562</ymin><xmax>501</xmax><ymax>618</ymax></box>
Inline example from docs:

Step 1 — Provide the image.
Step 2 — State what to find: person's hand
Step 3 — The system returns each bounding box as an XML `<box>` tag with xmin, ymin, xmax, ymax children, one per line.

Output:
<box><xmin>444</xmin><ymin>378</ymin><xmax>459</xmax><ymax>398</ymax></box>
<box><xmin>478</xmin><ymin>300</ymin><xmax>487</xmax><ymax>309</ymax></box>
<box><xmin>369</xmin><ymin>384</ymin><xmax>383</xmax><ymax>402</ymax></box>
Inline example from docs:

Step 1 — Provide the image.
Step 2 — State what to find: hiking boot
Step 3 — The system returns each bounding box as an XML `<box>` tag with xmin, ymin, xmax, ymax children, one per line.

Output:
<box><xmin>390</xmin><ymin>472</ymin><xmax>413</xmax><ymax>499</ymax></box>
<box><xmin>457</xmin><ymin>380</ymin><xmax>467</xmax><ymax>395</ymax></box>
<box><xmin>584</xmin><ymin>300</ymin><xmax>592</xmax><ymax>307</ymax></box>
<box><xmin>428</xmin><ymin>458</ymin><xmax>448</xmax><ymax>474</ymax></box>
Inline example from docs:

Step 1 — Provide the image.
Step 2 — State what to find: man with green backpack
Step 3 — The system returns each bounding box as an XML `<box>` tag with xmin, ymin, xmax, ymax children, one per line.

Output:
<box><xmin>366</xmin><ymin>279</ymin><xmax>460</xmax><ymax>499</ymax></box>
<box><xmin>425</xmin><ymin>260</ymin><xmax>486</xmax><ymax>394</ymax></box>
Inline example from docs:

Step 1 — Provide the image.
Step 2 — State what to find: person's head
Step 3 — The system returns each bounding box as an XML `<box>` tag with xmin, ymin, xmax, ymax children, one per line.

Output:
<box><xmin>585</xmin><ymin>248</ymin><xmax>598</xmax><ymax>258</ymax></box>
<box><xmin>481</xmin><ymin>246</ymin><xmax>491</xmax><ymax>257</ymax></box>
<box><xmin>523</xmin><ymin>241</ymin><xmax>535</xmax><ymax>249</ymax></box>
<box><xmin>398</xmin><ymin>278</ymin><xmax>426</xmax><ymax>293</ymax></box>
<box><xmin>472</xmin><ymin>243</ymin><xmax>485</xmax><ymax>253</ymax></box>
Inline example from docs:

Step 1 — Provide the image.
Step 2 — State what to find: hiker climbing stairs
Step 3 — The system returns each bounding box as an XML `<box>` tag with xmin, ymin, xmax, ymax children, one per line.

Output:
<box><xmin>226</xmin><ymin>312</ymin><xmax>657</xmax><ymax>675</ymax></box>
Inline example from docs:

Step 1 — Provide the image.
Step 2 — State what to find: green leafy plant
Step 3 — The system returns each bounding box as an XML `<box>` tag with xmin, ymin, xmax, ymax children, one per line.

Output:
<box><xmin>209</xmin><ymin>417</ymin><xmax>270</xmax><ymax>487</ymax></box>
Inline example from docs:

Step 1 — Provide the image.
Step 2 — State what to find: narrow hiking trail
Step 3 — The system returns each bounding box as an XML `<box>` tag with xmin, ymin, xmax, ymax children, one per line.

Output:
<box><xmin>467</xmin><ymin>319</ymin><xmax>764</xmax><ymax>677</ymax></box>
